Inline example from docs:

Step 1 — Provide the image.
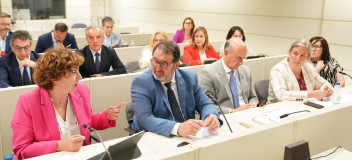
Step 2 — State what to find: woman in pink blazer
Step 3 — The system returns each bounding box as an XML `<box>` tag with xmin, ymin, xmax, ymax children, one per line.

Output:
<box><xmin>173</xmin><ymin>17</ymin><xmax>194</xmax><ymax>43</ymax></box>
<box><xmin>11</xmin><ymin>48</ymin><xmax>126</xmax><ymax>160</ymax></box>
<box><xmin>183</xmin><ymin>27</ymin><xmax>220</xmax><ymax>66</ymax></box>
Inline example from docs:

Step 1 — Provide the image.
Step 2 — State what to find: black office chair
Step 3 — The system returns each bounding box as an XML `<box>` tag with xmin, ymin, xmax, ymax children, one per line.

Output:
<box><xmin>255</xmin><ymin>79</ymin><xmax>270</xmax><ymax>106</ymax></box>
<box><xmin>125</xmin><ymin>61</ymin><xmax>140</xmax><ymax>73</ymax></box>
<box><xmin>124</xmin><ymin>101</ymin><xmax>136</xmax><ymax>135</ymax></box>
<box><xmin>72</xmin><ymin>23</ymin><xmax>87</xmax><ymax>28</ymax></box>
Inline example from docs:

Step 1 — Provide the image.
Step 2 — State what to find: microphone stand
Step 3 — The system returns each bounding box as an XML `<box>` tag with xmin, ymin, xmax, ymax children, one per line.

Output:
<box><xmin>206</xmin><ymin>94</ymin><xmax>233</xmax><ymax>133</ymax></box>
<box><xmin>339</xmin><ymin>71</ymin><xmax>352</xmax><ymax>80</ymax></box>
<box><xmin>279</xmin><ymin>110</ymin><xmax>310</xmax><ymax>119</ymax></box>
<box><xmin>83</xmin><ymin>124</ymin><xmax>113</xmax><ymax>160</ymax></box>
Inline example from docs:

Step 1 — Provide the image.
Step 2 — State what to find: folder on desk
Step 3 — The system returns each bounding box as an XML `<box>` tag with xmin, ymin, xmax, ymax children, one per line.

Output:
<box><xmin>88</xmin><ymin>131</ymin><xmax>145</xmax><ymax>160</ymax></box>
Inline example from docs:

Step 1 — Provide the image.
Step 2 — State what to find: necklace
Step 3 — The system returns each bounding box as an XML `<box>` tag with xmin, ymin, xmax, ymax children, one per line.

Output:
<box><xmin>51</xmin><ymin>95</ymin><xmax>68</xmax><ymax>107</ymax></box>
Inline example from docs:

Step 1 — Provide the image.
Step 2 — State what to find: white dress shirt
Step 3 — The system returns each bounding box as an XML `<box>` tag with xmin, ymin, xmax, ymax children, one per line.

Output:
<box><xmin>160</xmin><ymin>72</ymin><xmax>185</xmax><ymax>136</ymax></box>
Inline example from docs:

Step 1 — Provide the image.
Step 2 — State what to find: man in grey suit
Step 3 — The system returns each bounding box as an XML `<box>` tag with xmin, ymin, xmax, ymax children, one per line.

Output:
<box><xmin>200</xmin><ymin>38</ymin><xmax>258</xmax><ymax>114</ymax></box>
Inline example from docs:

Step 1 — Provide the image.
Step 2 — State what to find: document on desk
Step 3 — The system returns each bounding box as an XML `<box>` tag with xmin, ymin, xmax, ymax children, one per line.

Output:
<box><xmin>252</xmin><ymin>109</ymin><xmax>289</xmax><ymax>125</ymax></box>
<box><xmin>307</xmin><ymin>93</ymin><xmax>352</xmax><ymax>108</ymax></box>
<box><xmin>187</xmin><ymin>127</ymin><xmax>224</xmax><ymax>141</ymax></box>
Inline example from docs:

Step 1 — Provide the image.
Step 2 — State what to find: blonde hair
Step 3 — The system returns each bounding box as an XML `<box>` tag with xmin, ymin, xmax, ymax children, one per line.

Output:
<box><xmin>149</xmin><ymin>31</ymin><xmax>168</xmax><ymax>51</ymax></box>
<box><xmin>289</xmin><ymin>39</ymin><xmax>312</xmax><ymax>59</ymax></box>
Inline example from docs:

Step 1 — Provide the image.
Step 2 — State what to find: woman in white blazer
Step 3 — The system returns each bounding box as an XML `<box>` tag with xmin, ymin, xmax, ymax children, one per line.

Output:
<box><xmin>268</xmin><ymin>39</ymin><xmax>333</xmax><ymax>103</ymax></box>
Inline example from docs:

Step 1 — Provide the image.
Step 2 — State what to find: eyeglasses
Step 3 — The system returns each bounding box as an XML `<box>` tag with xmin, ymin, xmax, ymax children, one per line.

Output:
<box><xmin>150</xmin><ymin>58</ymin><xmax>172</xmax><ymax>69</ymax></box>
<box><xmin>0</xmin><ymin>23</ymin><xmax>11</xmax><ymax>27</ymax></box>
<box><xmin>12</xmin><ymin>44</ymin><xmax>31</xmax><ymax>51</ymax></box>
<box><xmin>184</xmin><ymin>22</ymin><xmax>193</xmax><ymax>25</ymax></box>
<box><xmin>312</xmin><ymin>45</ymin><xmax>322</xmax><ymax>49</ymax></box>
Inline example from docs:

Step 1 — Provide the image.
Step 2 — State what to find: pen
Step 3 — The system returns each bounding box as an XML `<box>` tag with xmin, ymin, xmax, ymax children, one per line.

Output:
<box><xmin>239</xmin><ymin>122</ymin><xmax>253</xmax><ymax>128</ymax></box>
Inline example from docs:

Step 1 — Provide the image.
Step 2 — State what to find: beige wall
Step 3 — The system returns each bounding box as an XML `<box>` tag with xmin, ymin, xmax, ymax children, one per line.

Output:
<box><xmin>109</xmin><ymin>0</ymin><xmax>352</xmax><ymax>85</ymax></box>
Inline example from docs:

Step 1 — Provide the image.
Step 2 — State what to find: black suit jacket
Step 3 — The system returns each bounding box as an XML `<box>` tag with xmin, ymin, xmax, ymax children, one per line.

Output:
<box><xmin>35</xmin><ymin>31</ymin><xmax>78</xmax><ymax>53</ymax></box>
<box><xmin>79</xmin><ymin>45</ymin><xmax>127</xmax><ymax>78</ymax></box>
<box><xmin>0</xmin><ymin>51</ymin><xmax>40</xmax><ymax>88</ymax></box>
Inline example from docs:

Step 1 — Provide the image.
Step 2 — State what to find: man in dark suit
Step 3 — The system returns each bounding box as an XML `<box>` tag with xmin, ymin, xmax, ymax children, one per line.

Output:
<box><xmin>0</xmin><ymin>12</ymin><xmax>13</xmax><ymax>55</ymax></box>
<box><xmin>79</xmin><ymin>26</ymin><xmax>126</xmax><ymax>78</ymax></box>
<box><xmin>35</xmin><ymin>23</ymin><xmax>78</xmax><ymax>53</ymax></box>
<box><xmin>0</xmin><ymin>30</ymin><xmax>40</xmax><ymax>88</ymax></box>
<box><xmin>129</xmin><ymin>41</ymin><xmax>222</xmax><ymax>137</ymax></box>
<box><xmin>199</xmin><ymin>38</ymin><xmax>258</xmax><ymax>114</ymax></box>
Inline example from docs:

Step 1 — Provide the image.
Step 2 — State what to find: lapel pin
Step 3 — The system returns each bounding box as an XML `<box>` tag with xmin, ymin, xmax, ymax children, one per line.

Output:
<box><xmin>180</xmin><ymin>82</ymin><xmax>183</xmax><ymax>85</ymax></box>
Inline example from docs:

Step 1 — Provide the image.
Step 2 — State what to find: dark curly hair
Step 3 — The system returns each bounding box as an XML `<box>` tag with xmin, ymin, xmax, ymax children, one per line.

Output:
<box><xmin>33</xmin><ymin>48</ymin><xmax>84</xmax><ymax>90</ymax></box>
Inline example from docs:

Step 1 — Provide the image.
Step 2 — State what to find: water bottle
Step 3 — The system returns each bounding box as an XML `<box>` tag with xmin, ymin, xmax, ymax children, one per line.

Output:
<box><xmin>3</xmin><ymin>154</ymin><xmax>13</xmax><ymax>160</ymax></box>
<box><xmin>130</xmin><ymin>40</ymin><xmax>135</xmax><ymax>47</ymax></box>
<box><xmin>332</xmin><ymin>82</ymin><xmax>341</xmax><ymax>105</ymax></box>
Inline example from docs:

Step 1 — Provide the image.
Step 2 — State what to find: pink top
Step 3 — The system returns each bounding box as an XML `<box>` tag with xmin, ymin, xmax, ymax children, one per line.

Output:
<box><xmin>173</xmin><ymin>29</ymin><xmax>192</xmax><ymax>43</ymax></box>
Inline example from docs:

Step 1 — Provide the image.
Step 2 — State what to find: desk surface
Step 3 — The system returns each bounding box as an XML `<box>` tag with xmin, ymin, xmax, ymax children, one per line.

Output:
<box><xmin>311</xmin><ymin>147</ymin><xmax>352</xmax><ymax>160</ymax></box>
<box><xmin>22</xmin><ymin>86</ymin><xmax>352</xmax><ymax>160</ymax></box>
<box><xmin>26</xmin><ymin>132</ymin><xmax>197</xmax><ymax>160</ymax></box>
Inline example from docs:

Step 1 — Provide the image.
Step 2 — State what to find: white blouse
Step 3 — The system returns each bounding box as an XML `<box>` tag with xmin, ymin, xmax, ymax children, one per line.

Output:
<box><xmin>53</xmin><ymin>96</ymin><xmax>81</xmax><ymax>140</ymax></box>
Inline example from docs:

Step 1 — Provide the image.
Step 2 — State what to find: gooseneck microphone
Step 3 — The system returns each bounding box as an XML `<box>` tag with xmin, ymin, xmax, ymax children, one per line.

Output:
<box><xmin>279</xmin><ymin>110</ymin><xmax>310</xmax><ymax>119</ymax></box>
<box><xmin>207</xmin><ymin>93</ymin><xmax>233</xmax><ymax>133</ymax></box>
<box><xmin>83</xmin><ymin>124</ymin><xmax>113</xmax><ymax>160</ymax></box>
<box><xmin>339</xmin><ymin>71</ymin><xmax>352</xmax><ymax>80</ymax></box>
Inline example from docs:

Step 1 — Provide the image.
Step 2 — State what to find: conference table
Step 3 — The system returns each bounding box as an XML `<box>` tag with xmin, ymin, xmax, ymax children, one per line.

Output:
<box><xmin>27</xmin><ymin>87</ymin><xmax>352</xmax><ymax>160</ymax></box>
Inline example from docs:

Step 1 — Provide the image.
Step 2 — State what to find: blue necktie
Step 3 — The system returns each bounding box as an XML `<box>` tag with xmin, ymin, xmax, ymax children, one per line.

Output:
<box><xmin>95</xmin><ymin>52</ymin><xmax>100</xmax><ymax>73</ymax></box>
<box><xmin>229</xmin><ymin>71</ymin><xmax>240</xmax><ymax>108</ymax></box>
<box><xmin>164</xmin><ymin>82</ymin><xmax>185</xmax><ymax>123</ymax></box>
<box><xmin>23</xmin><ymin>66</ymin><xmax>30</xmax><ymax>85</ymax></box>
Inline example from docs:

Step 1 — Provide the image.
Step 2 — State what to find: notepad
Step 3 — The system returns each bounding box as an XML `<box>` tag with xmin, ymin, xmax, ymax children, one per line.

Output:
<box><xmin>252</xmin><ymin>109</ymin><xmax>290</xmax><ymax>125</ymax></box>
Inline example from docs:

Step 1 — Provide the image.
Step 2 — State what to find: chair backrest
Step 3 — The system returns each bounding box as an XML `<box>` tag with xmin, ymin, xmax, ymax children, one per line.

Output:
<box><xmin>125</xmin><ymin>101</ymin><xmax>134</xmax><ymax>122</ymax></box>
<box><xmin>72</xmin><ymin>23</ymin><xmax>87</xmax><ymax>28</ymax></box>
<box><xmin>125</xmin><ymin>61</ymin><xmax>140</xmax><ymax>73</ymax></box>
<box><xmin>255</xmin><ymin>79</ymin><xmax>270</xmax><ymax>102</ymax></box>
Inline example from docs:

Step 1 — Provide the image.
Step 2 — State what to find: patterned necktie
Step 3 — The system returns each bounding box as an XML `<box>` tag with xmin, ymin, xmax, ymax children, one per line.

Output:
<box><xmin>164</xmin><ymin>82</ymin><xmax>185</xmax><ymax>122</ymax></box>
<box><xmin>23</xmin><ymin>66</ymin><xmax>30</xmax><ymax>85</ymax></box>
<box><xmin>229</xmin><ymin>71</ymin><xmax>240</xmax><ymax>108</ymax></box>
<box><xmin>95</xmin><ymin>52</ymin><xmax>100</xmax><ymax>73</ymax></box>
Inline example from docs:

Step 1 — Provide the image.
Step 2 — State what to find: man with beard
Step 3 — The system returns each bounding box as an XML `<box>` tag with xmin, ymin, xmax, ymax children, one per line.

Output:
<box><xmin>129</xmin><ymin>41</ymin><xmax>222</xmax><ymax>137</ymax></box>
<box><xmin>0</xmin><ymin>12</ymin><xmax>13</xmax><ymax>55</ymax></box>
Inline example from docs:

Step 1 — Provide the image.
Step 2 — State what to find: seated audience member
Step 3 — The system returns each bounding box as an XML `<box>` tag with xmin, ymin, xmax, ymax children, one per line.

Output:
<box><xmin>0</xmin><ymin>30</ymin><xmax>40</xmax><ymax>88</ymax></box>
<box><xmin>268</xmin><ymin>39</ymin><xmax>333</xmax><ymax>103</ymax></box>
<box><xmin>129</xmin><ymin>41</ymin><xmax>222</xmax><ymax>137</ymax></box>
<box><xmin>102</xmin><ymin>16</ymin><xmax>127</xmax><ymax>47</ymax></box>
<box><xmin>11</xmin><ymin>48</ymin><xmax>126</xmax><ymax>160</ymax></box>
<box><xmin>173</xmin><ymin>17</ymin><xmax>194</xmax><ymax>43</ymax></box>
<box><xmin>79</xmin><ymin>26</ymin><xmax>126</xmax><ymax>78</ymax></box>
<box><xmin>200</xmin><ymin>38</ymin><xmax>258</xmax><ymax>114</ymax></box>
<box><xmin>220</xmin><ymin>26</ymin><xmax>257</xmax><ymax>57</ymax></box>
<box><xmin>310</xmin><ymin>36</ymin><xmax>345</xmax><ymax>87</ymax></box>
<box><xmin>139</xmin><ymin>30</ymin><xmax>168</xmax><ymax>69</ymax></box>
<box><xmin>183</xmin><ymin>27</ymin><xmax>220</xmax><ymax>66</ymax></box>
<box><xmin>35</xmin><ymin>23</ymin><xmax>78</xmax><ymax>53</ymax></box>
<box><xmin>0</xmin><ymin>12</ymin><xmax>13</xmax><ymax>55</ymax></box>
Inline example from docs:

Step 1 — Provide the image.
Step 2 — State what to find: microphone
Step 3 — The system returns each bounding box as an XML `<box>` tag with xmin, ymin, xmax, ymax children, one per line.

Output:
<box><xmin>83</xmin><ymin>124</ymin><xmax>113</xmax><ymax>160</ymax></box>
<box><xmin>206</xmin><ymin>93</ymin><xmax>233</xmax><ymax>133</ymax></box>
<box><xmin>279</xmin><ymin>110</ymin><xmax>310</xmax><ymax>119</ymax></box>
<box><xmin>339</xmin><ymin>71</ymin><xmax>352</xmax><ymax>79</ymax></box>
